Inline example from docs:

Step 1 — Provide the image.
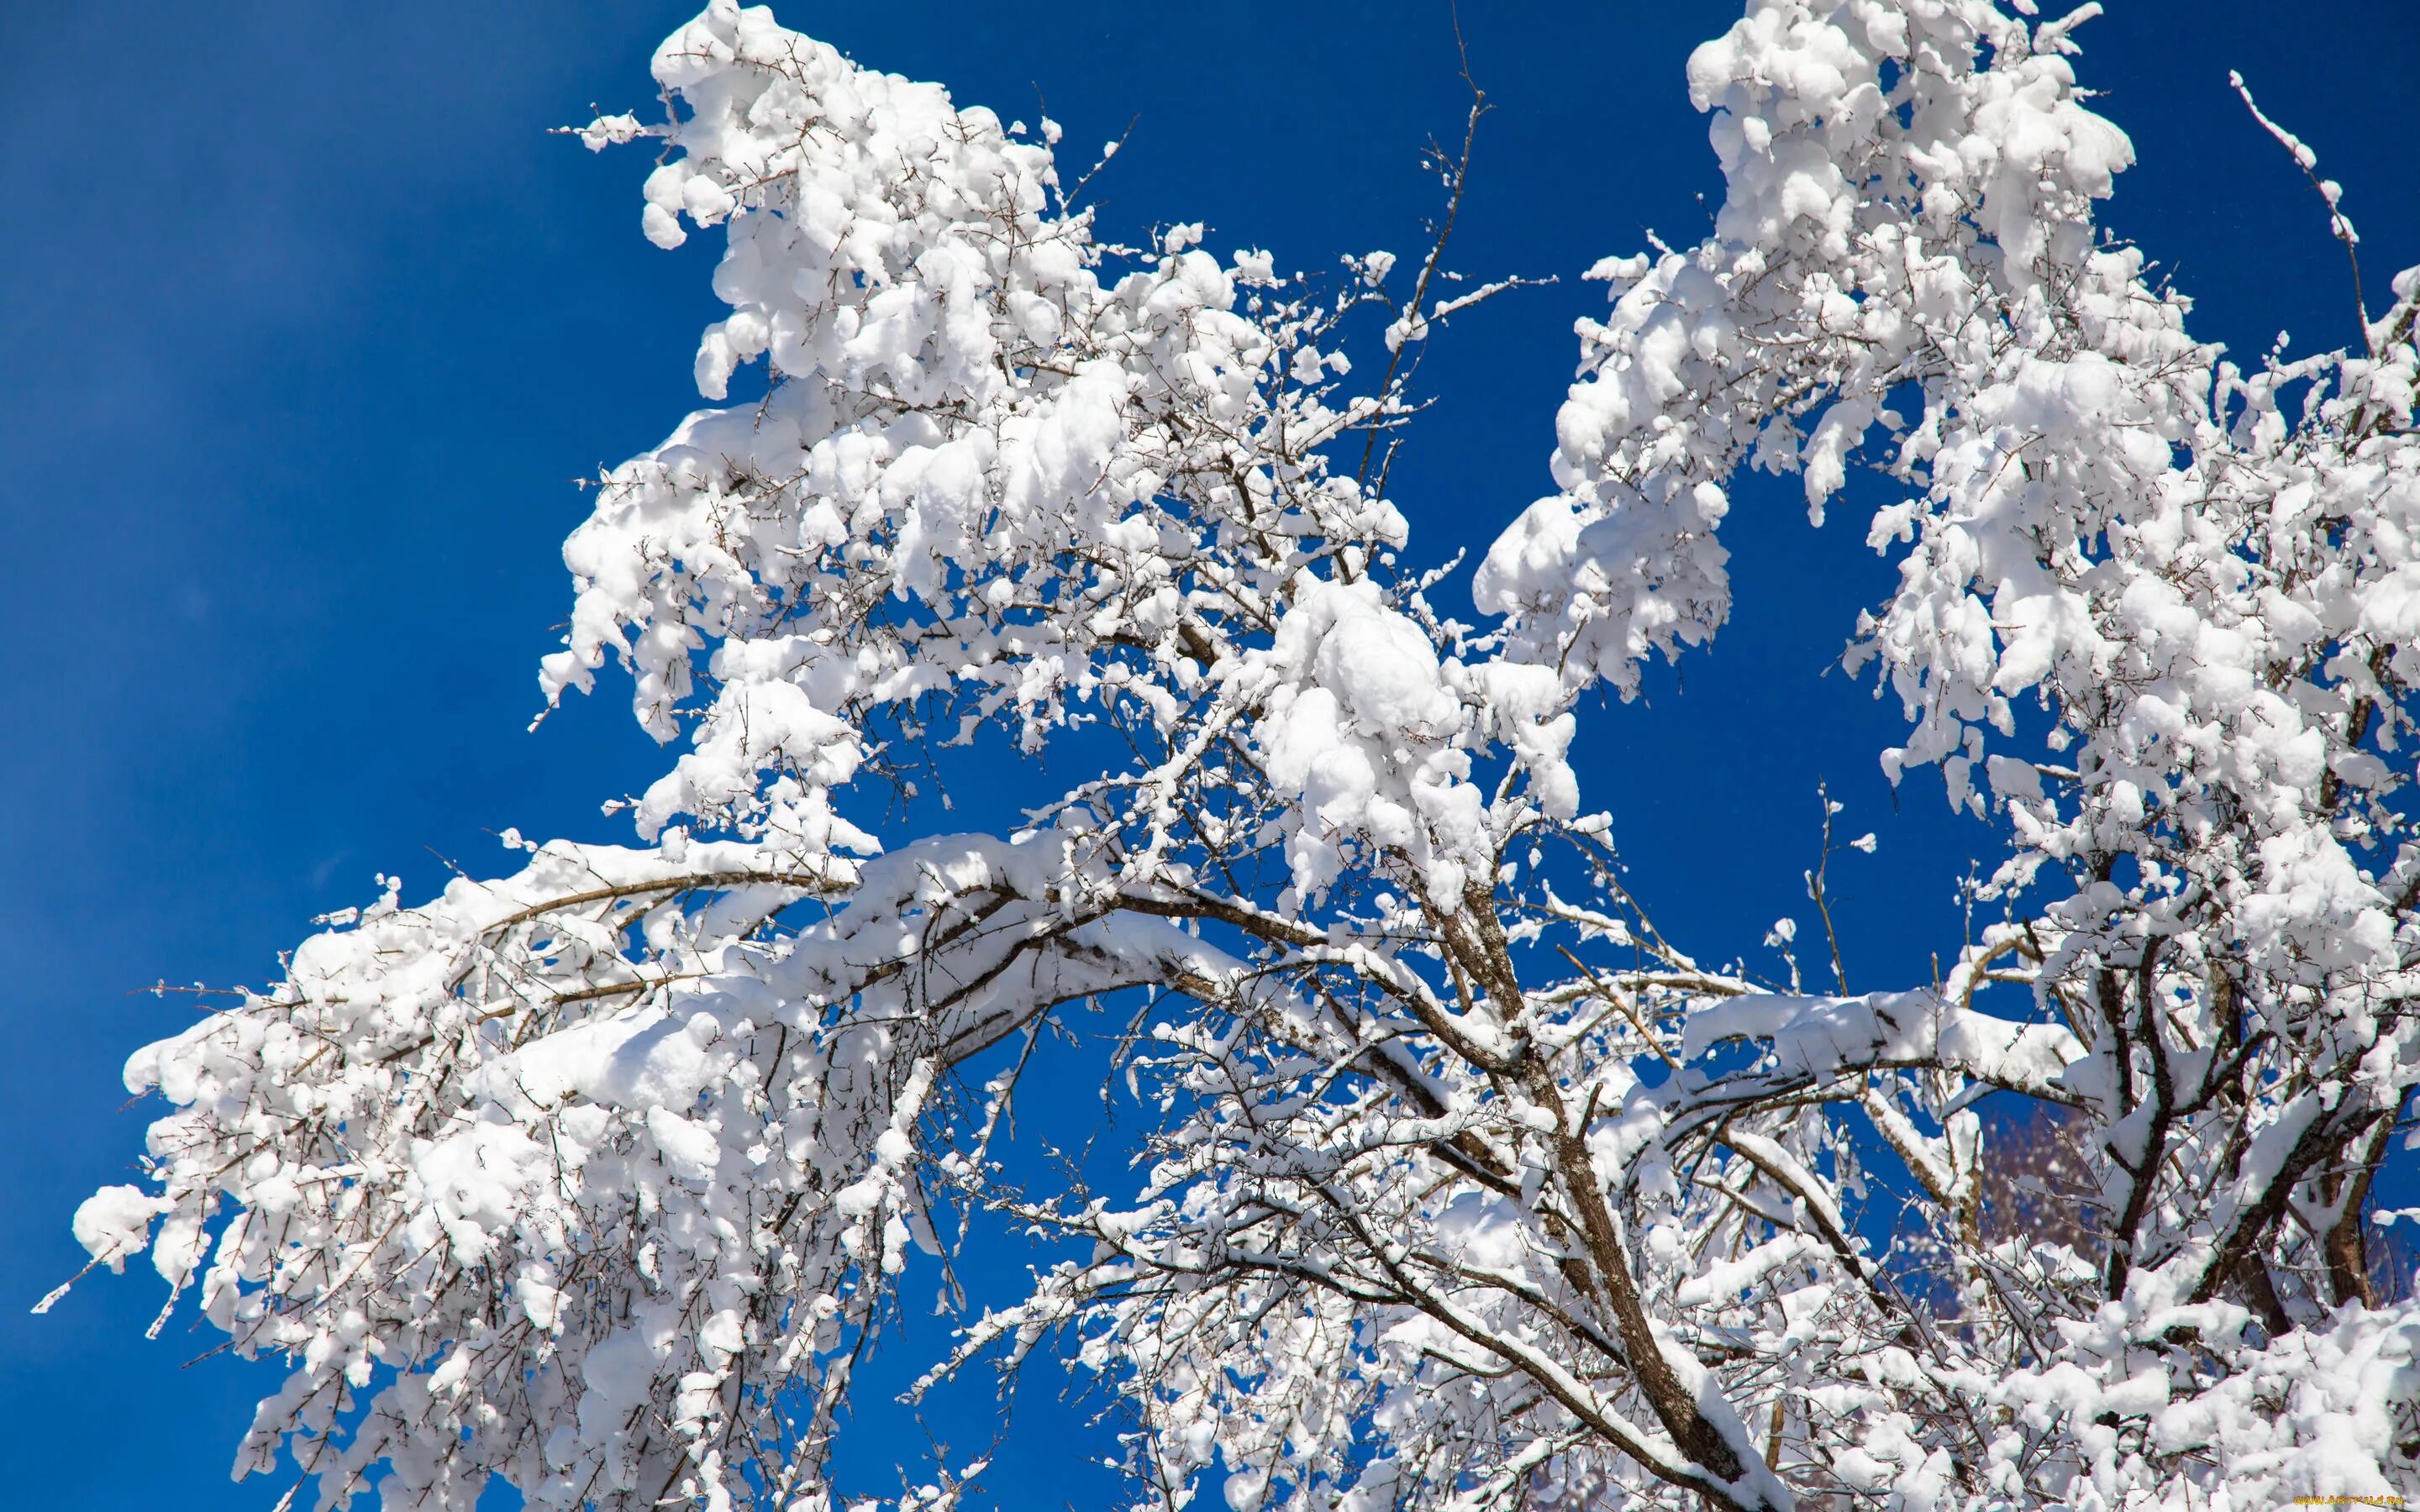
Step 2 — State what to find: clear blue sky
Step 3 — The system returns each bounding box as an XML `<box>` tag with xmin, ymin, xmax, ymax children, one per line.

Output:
<box><xmin>3</xmin><ymin>2</ymin><xmax>2411</xmax><ymax>1506</ymax></box>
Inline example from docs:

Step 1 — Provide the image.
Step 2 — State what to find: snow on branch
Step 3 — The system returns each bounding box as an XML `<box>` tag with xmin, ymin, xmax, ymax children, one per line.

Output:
<box><xmin>53</xmin><ymin>1</ymin><xmax>2420</xmax><ymax>1509</ymax></box>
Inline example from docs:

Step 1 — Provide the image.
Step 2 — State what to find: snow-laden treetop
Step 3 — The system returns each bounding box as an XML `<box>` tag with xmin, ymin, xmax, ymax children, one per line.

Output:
<box><xmin>55</xmin><ymin>2</ymin><xmax>2420</xmax><ymax>1509</ymax></box>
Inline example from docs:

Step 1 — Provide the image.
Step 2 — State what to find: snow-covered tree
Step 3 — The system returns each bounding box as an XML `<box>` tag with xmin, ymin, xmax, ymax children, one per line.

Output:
<box><xmin>52</xmin><ymin>2</ymin><xmax>2420</xmax><ymax>1509</ymax></box>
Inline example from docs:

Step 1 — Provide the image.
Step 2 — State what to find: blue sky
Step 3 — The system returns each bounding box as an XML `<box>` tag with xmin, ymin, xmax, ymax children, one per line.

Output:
<box><xmin>3</xmin><ymin>2</ymin><xmax>2412</xmax><ymax>1506</ymax></box>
